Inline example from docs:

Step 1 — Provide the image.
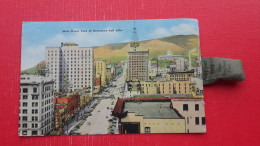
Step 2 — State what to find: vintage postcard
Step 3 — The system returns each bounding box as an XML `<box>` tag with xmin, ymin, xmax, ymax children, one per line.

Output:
<box><xmin>19</xmin><ymin>19</ymin><xmax>205</xmax><ymax>136</ymax></box>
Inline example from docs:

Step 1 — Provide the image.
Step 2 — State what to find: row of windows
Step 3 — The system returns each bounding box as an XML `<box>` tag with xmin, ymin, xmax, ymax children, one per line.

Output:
<box><xmin>42</xmin><ymin>111</ymin><xmax>52</xmax><ymax>120</ymax></box>
<box><xmin>21</xmin><ymin>130</ymin><xmax>38</xmax><ymax>136</ymax></box>
<box><xmin>43</xmin><ymin>92</ymin><xmax>52</xmax><ymax>100</ymax></box>
<box><xmin>21</xmin><ymin>95</ymin><xmax>38</xmax><ymax>100</ymax></box>
<box><xmin>19</xmin><ymin>109</ymin><xmax>36</xmax><ymax>114</ymax></box>
<box><xmin>48</xmin><ymin>53</ymin><xmax>92</xmax><ymax>57</ymax></box>
<box><xmin>50</xmin><ymin>71</ymin><xmax>92</xmax><ymax>74</ymax></box>
<box><xmin>19</xmin><ymin>123</ymin><xmax>38</xmax><ymax>128</ymax></box>
<box><xmin>195</xmin><ymin>117</ymin><xmax>206</xmax><ymax>125</ymax></box>
<box><xmin>59</xmin><ymin>67</ymin><xmax>92</xmax><ymax>70</ymax></box>
<box><xmin>170</xmin><ymin>74</ymin><xmax>190</xmax><ymax>77</ymax></box>
<box><xmin>73</xmin><ymin>85</ymin><xmax>91</xmax><ymax>88</ymax></box>
<box><xmin>47</xmin><ymin>50</ymin><xmax>92</xmax><ymax>53</ymax></box>
<box><xmin>21</xmin><ymin>102</ymin><xmax>38</xmax><ymax>107</ymax></box>
<box><xmin>42</xmin><ymin>98</ymin><xmax>52</xmax><ymax>107</ymax></box>
<box><xmin>183</xmin><ymin>104</ymin><xmax>200</xmax><ymax>111</ymax></box>
<box><xmin>44</xmin><ymin>86</ymin><xmax>51</xmax><ymax>92</ymax></box>
<box><xmin>47</xmin><ymin>57</ymin><xmax>92</xmax><ymax>61</ymax></box>
<box><xmin>20</xmin><ymin>116</ymin><xmax>38</xmax><ymax>121</ymax></box>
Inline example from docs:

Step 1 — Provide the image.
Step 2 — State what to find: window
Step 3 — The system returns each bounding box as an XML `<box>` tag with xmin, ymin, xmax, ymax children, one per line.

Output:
<box><xmin>32</xmin><ymin>95</ymin><xmax>38</xmax><ymax>100</ymax></box>
<box><xmin>23</xmin><ymin>88</ymin><xmax>28</xmax><ymax>93</ymax></box>
<box><xmin>145</xmin><ymin>127</ymin><xmax>151</xmax><ymax>133</ymax></box>
<box><xmin>22</xmin><ymin>131</ymin><xmax>27</xmax><ymax>135</ymax></box>
<box><xmin>183</xmin><ymin>104</ymin><xmax>188</xmax><ymax>111</ymax></box>
<box><xmin>32</xmin><ymin>131</ymin><xmax>38</xmax><ymax>136</ymax></box>
<box><xmin>33</xmin><ymin>87</ymin><xmax>37</xmax><ymax>93</ymax></box>
<box><xmin>202</xmin><ymin>117</ymin><xmax>206</xmax><ymax>125</ymax></box>
<box><xmin>22</xmin><ymin>116</ymin><xmax>27</xmax><ymax>121</ymax></box>
<box><xmin>22</xmin><ymin>109</ymin><xmax>27</xmax><ymax>114</ymax></box>
<box><xmin>32</xmin><ymin>102</ymin><xmax>38</xmax><ymax>107</ymax></box>
<box><xmin>22</xmin><ymin>95</ymin><xmax>28</xmax><ymax>99</ymax></box>
<box><xmin>195</xmin><ymin>117</ymin><xmax>199</xmax><ymax>125</ymax></box>
<box><xmin>195</xmin><ymin>104</ymin><xmax>199</xmax><ymax>111</ymax></box>
<box><xmin>22</xmin><ymin>102</ymin><xmax>27</xmax><ymax>107</ymax></box>
<box><xmin>22</xmin><ymin>124</ymin><xmax>27</xmax><ymax>128</ymax></box>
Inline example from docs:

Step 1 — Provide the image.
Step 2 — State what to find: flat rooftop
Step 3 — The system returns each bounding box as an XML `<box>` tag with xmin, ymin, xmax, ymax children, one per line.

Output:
<box><xmin>122</xmin><ymin>101</ymin><xmax>183</xmax><ymax>119</ymax></box>
<box><xmin>20</xmin><ymin>75</ymin><xmax>54</xmax><ymax>84</ymax></box>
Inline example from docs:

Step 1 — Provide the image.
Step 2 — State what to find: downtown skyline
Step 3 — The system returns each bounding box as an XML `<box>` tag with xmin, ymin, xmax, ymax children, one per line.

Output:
<box><xmin>21</xmin><ymin>19</ymin><xmax>199</xmax><ymax>70</ymax></box>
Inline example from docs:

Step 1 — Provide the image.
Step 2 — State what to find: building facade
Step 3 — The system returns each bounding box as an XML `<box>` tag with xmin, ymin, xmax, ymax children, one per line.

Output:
<box><xmin>158</xmin><ymin>51</ymin><xmax>183</xmax><ymax>60</ymax></box>
<box><xmin>140</xmin><ymin>80</ymin><xmax>196</xmax><ymax>95</ymax></box>
<box><xmin>128</xmin><ymin>50</ymin><xmax>149</xmax><ymax>81</ymax></box>
<box><xmin>19</xmin><ymin>75</ymin><xmax>55</xmax><ymax>136</ymax></box>
<box><xmin>106</xmin><ymin>64</ymin><xmax>112</xmax><ymax>83</ymax></box>
<box><xmin>148</xmin><ymin>67</ymin><xmax>171</xmax><ymax>77</ymax></box>
<box><xmin>94</xmin><ymin>60</ymin><xmax>107</xmax><ymax>87</ymax></box>
<box><xmin>171</xmin><ymin>98</ymin><xmax>206</xmax><ymax>133</ymax></box>
<box><xmin>140</xmin><ymin>81</ymin><xmax>158</xmax><ymax>94</ymax></box>
<box><xmin>165</xmin><ymin>70</ymin><xmax>194</xmax><ymax>81</ymax></box>
<box><xmin>124</xmin><ymin>81</ymin><xmax>141</xmax><ymax>98</ymax></box>
<box><xmin>45</xmin><ymin>43</ymin><xmax>94</xmax><ymax>94</ymax></box>
<box><xmin>112</xmin><ymin>98</ymin><xmax>186</xmax><ymax>134</ymax></box>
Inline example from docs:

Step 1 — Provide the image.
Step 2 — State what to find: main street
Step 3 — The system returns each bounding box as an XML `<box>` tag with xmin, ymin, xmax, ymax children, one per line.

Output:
<box><xmin>62</xmin><ymin>98</ymin><xmax>97</xmax><ymax>135</ymax></box>
<box><xmin>75</xmin><ymin>98</ymin><xmax>115</xmax><ymax>134</ymax></box>
<box><xmin>71</xmin><ymin>62</ymin><xmax>127</xmax><ymax>135</ymax></box>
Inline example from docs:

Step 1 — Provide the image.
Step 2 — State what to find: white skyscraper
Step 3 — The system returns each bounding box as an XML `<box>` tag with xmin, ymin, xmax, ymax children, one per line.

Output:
<box><xmin>45</xmin><ymin>43</ymin><xmax>94</xmax><ymax>94</ymax></box>
<box><xmin>19</xmin><ymin>75</ymin><xmax>55</xmax><ymax>136</ymax></box>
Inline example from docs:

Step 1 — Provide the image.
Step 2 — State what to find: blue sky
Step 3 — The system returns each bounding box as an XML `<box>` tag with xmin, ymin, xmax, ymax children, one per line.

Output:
<box><xmin>21</xmin><ymin>19</ymin><xmax>199</xmax><ymax>70</ymax></box>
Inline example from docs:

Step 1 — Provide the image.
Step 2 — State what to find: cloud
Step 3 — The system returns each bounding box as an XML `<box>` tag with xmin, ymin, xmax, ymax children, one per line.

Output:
<box><xmin>170</xmin><ymin>24</ymin><xmax>199</xmax><ymax>35</ymax></box>
<box><xmin>149</xmin><ymin>28</ymin><xmax>172</xmax><ymax>38</ymax></box>
<box><xmin>149</xmin><ymin>24</ymin><xmax>199</xmax><ymax>38</ymax></box>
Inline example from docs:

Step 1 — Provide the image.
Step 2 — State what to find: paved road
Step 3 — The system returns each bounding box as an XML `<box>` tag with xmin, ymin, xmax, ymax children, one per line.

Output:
<box><xmin>110</xmin><ymin>62</ymin><xmax>127</xmax><ymax>98</ymax></box>
<box><xmin>76</xmin><ymin>98</ymin><xmax>115</xmax><ymax>134</ymax></box>
<box><xmin>62</xmin><ymin>99</ymin><xmax>97</xmax><ymax>135</ymax></box>
<box><xmin>72</xmin><ymin>63</ymin><xmax>127</xmax><ymax>135</ymax></box>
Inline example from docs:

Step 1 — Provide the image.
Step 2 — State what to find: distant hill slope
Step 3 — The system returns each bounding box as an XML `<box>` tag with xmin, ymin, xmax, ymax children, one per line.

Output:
<box><xmin>21</xmin><ymin>61</ymin><xmax>46</xmax><ymax>75</ymax></box>
<box><xmin>159</xmin><ymin>34</ymin><xmax>199</xmax><ymax>50</ymax></box>
<box><xmin>94</xmin><ymin>39</ymin><xmax>185</xmax><ymax>63</ymax></box>
<box><xmin>95</xmin><ymin>34</ymin><xmax>199</xmax><ymax>63</ymax></box>
<box><xmin>106</xmin><ymin>42</ymin><xmax>129</xmax><ymax>50</ymax></box>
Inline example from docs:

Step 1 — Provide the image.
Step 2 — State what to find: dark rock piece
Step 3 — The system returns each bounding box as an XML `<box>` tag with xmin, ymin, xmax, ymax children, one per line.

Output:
<box><xmin>202</xmin><ymin>57</ymin><xmax>245</xmax><ymax>85</ymax></box>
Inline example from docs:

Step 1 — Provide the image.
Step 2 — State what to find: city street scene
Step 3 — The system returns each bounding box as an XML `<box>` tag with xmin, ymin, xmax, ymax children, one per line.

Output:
<box><xmin>19</xmin><ymin>19</ymin><xmax>206</xmax><ymax>136</ymax></box>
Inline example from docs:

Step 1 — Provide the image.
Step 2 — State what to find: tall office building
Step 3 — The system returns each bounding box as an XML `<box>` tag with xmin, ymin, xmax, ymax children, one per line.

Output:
<box><xmin>19</xmin><ymin>75</ymin><xmax>55</xmax><ymax>136</ymax></box>
<box><xmin>128</xmin><ymin>50</ymin><xmax>149</xmax><ymax>81</ymax></box>
<box><xmin>45</xmin><ymin>43</ymin><xmax>94</xmax><ymax>94</ymax></box>
<box><xmin>127</xmin><ymin>22</ymin><xmax>149</xmax><ymax>81</ymax></box>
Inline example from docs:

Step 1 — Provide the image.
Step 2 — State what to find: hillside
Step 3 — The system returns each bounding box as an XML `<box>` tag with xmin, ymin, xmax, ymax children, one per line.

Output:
<box><xmin>21</xmin><ymin>61</ymin><xmax>46</xmax><ymax>75</ymax></box>
<box><xmin>159</xmin><ymin>34</ymin><xmax>199</xmax><ymax>50</ymax></box>
<box><xmin>94</xmin><ymin>34</ymin><xmax>199</xmax><ymax>63</ymax></box>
